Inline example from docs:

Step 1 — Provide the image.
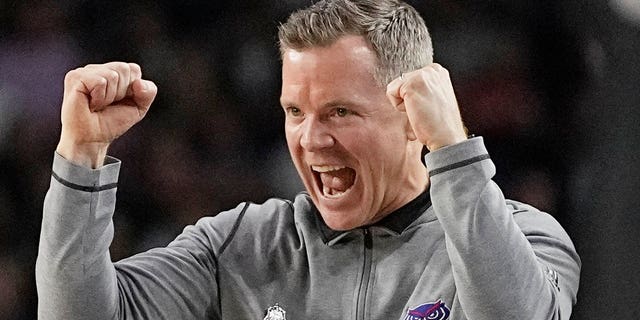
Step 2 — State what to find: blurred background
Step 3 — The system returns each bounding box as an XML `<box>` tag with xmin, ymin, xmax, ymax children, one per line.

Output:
<box><xmin>1</xmin><ymin>0</ymin><xmax>638</xmax><ymax>319</ymax></box>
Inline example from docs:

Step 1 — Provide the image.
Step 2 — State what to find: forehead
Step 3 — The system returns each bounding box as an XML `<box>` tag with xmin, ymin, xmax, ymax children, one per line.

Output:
<box><xmin>281</xmin><ymin>36</ymin><xmax>380</xmax><ymax>103</ymax></box>
<box><xmin>282</xmin><ymin>36</ymin><xmax>377</xmax><ymax>74</ymax></box>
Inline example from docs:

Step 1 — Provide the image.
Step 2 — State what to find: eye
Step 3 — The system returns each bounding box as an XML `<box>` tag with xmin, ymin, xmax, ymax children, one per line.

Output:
<box><xmin>286</xmin><ymin>106</ymin><xmax>302</xmax><ymax>117</ymax></box>
<box><xmin>336</xmin><ymin>107</ymin><xmax>348</xmax><ymax>117</ymax></box>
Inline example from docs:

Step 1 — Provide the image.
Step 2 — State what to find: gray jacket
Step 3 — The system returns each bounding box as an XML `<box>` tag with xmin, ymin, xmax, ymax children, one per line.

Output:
<box><xmin>36</xmin><ymin>137</ymin><xmax>580</xmax><ymax>319</ymax></box>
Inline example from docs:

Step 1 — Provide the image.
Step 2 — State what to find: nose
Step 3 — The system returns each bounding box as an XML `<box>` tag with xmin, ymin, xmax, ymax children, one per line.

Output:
<box><xmin>300</xmin><ymin>117</ymin><xmax>335</xmax><ymax>151</ymax></box>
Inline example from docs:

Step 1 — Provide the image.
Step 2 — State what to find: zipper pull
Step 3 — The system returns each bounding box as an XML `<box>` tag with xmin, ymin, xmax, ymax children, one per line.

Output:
<box><xmin>363</xmin><ymin>228</ymin><xmax>372</xmax><ymax>249</ymax></box>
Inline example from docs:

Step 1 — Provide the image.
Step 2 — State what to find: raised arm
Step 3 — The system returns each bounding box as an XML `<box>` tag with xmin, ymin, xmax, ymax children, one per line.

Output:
<box><xmin>36</xmin><ymin>63</ymin><xmax>225</xmax><ymax>319</ymax></box>
<box><xmin>387</xmin><ymin>64</ymin><xmax>580</xmax><ymax>319</ymax></box>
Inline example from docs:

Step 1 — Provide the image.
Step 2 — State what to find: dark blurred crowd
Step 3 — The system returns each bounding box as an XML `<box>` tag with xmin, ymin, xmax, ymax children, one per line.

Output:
<box><xmin>1</xmin><ymin>1</ymin><xmax>639</xmax><ymax>319</ymax></box>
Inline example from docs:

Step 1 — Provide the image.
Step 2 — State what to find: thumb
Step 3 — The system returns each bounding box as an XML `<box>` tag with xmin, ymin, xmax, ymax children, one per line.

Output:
<box><xmin>386</xmin><ymin>76</ymin><xmax>405</xmax><ymax>111</ymax></box>
<box><xmin>131</xmin><ymin>79</ymin><xmax>157</xmax><ymax>116</ymax></box>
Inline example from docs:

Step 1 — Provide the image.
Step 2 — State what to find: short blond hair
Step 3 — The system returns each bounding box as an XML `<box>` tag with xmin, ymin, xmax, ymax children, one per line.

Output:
<box><xmin>278</xmin><ymin>0</ymin><xmax>433</xmax><ymax>86</ymax></box>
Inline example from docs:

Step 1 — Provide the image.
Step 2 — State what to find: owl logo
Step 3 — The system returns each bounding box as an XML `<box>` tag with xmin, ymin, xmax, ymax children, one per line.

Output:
<box><xmin>263</xmin><ymin>304</ymin><xmax>286</xmax><ymax>320</ymax></box>
<box><xmin>404</xmin><ymin>299</ymin><xmax>450</xmax><ymax>320</ymax></box>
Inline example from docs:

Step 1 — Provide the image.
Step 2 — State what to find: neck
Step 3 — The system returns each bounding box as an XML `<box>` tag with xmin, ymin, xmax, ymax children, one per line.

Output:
<box><xmin>374</xmin><ymin>155</ymin><xmax>429</xmax><ymax>224</ymax></box>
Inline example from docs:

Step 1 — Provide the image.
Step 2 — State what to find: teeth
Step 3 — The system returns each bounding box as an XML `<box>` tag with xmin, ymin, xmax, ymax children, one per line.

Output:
<box><xmin>312</xmin><ymin>165</ymin><xmax>346</xmax><ymax>172</ymax></box>
<box><xmin>323</xmin><ymin>185</ymin><xmax>346</xmax><ymax>198</ymax></box>
<box><xmin>313</xmin><ymin>165</ymin><xmax>353</xmax><ymax>198</ymax></box>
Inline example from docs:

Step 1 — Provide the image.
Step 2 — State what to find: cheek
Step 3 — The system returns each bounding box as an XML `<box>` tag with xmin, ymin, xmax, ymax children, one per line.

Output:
<box><xmin>350</xmin><ymin>132</ymin><xmax>406</xmax><ymax>178</ymax></box>
<box><xmin>345</xmin><ymin>128</ymin><xmax>400</xmax><ymax>156</ymax></box>
<box><xmin>284</xmin><ymin>127</ymin><xmax>300</xmax><ymax>151</ymax></box>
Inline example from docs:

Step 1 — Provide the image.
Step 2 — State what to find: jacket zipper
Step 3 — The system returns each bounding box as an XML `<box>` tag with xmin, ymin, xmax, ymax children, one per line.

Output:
<box><xmin>356</xmin><ymin>228</ymin><xmax>373</xmax><ymax>320</ymax></box>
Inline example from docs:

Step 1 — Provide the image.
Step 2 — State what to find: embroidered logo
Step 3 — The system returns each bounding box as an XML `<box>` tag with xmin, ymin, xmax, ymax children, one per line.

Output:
<box><xmin>545</xmin><ymin>266</ymin><xmax>560</xmax><ymax>291</ymax></box>
<box><xmin>263</xmin><ymin>303</ymin><xmax>287</xmax><ymax>320</ymax></box>
<box><xmin>404</xmin><ymin>299</ymin><xmax>450</xmax><ymax>320</ymax></box>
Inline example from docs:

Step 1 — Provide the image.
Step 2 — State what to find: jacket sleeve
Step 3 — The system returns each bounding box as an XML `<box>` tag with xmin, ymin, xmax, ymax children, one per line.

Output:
<box><xmin>36</xmin><ymin>152</ymin><xmax>239</xmax><ymax>319</ymax></box>
<box><xmin>425</xmin><ymin>137</ymin><xmax>580</xmax><ymax>320</ymax></box>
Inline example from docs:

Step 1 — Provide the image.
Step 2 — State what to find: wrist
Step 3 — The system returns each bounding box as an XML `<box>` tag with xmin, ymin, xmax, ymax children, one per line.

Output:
<box><xmin>425</xmin><ymin>131</ymin><xmax>468</xmax><ymax>152</ymax></box>
<box><xmin>56</xmin><ymin>137</ymin><xmax>110</xmax><ymax>169</ymax></box>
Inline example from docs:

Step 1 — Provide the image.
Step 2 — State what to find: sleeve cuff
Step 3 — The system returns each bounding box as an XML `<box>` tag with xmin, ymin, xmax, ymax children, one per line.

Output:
<box><xmin>52</xmin><ymin>152</ymin><xmax>121</xmax><ymax>192</ymax></box>
<box><xmin>425</xmin><ymin>137</ymin><xmax>490</xmax><ymax>176</ymax></box>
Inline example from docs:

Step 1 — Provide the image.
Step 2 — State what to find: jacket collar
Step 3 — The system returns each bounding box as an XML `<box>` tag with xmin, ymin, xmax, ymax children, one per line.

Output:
<box><xmin>314</xmin><ymin>189</ymin><xmax>432</xmax><ymax>244</ymax></box>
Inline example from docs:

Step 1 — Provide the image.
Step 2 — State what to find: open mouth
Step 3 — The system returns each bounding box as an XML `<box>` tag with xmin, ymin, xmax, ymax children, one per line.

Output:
<box><xmin>311</xmin><ymin>165</ymin><xmax>356</xmax><ymax>198</ymax></box>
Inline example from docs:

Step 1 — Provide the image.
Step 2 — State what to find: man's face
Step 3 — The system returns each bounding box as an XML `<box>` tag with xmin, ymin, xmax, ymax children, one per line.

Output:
<box><xmin>281</xmin><ymin>35</ymin><xmax>425</xmax><ymax>230</ymax></box>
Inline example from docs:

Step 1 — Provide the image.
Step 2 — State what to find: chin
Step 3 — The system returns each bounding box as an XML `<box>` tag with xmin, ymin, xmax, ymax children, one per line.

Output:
<box><xmin>317</xmin><ymin>208</ymin><xmax>364</xmax><ymax>231</ymax></box>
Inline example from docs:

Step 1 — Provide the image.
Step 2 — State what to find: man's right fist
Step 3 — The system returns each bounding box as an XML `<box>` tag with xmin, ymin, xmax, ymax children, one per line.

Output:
<box><xmin>56</xmin><ymin>62</ymin><xmax>157</xmax><ymax>168</ymax></box>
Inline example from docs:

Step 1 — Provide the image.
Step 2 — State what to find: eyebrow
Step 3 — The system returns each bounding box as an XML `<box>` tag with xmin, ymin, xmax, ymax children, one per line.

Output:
<box><xmin>279</xmin><ymin>99</ymin><xmax>359</xmax><ymax>111</ymax></box>
<box><xmin>321</xmin><ymin>100</ymin><xmax>352</xmax><ymax>109</ymax></box>
<box><xmin>279</xmin><ymin>99</ymin><xmax>296</xmax><ymax>108</ymax></box>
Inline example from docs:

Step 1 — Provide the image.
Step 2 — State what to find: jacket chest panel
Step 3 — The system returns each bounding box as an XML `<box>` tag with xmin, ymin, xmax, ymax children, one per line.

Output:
<box><xmin>218</xmin><ymin>226</ymin><xmax>457</xmax><ymax>319</ymax></box>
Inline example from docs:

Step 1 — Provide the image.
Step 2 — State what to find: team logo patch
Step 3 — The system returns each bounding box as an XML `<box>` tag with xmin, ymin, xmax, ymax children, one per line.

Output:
<box><xmin>404</xmin><ymin>299</ymin><xmax>450</xmax><ymax>320</ymax></box>
<box><xmin>263</xmin><ymin>303</ymin><xmax>286</xmax><ymax>320</ymax></box>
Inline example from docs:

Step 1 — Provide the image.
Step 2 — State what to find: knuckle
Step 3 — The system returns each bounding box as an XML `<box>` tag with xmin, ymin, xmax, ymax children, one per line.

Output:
<box><xmin>385</xmin><ymin>82</ymin><xmax>395</xmax><ymax>93</ymax></box>
<box><xmin>106</xmin><ymin>70</ymin><xmax>119</xmax><ymax>82</ymax></box>
<box><xmin>64</xmin><ymin>68</ymin><xmax>85</xmax><ymax>86</ymax></box>
<box><xmin>64</xmin><ymin>69</ymin><xmax>78</xmax><ymax>82</ymax></box>
<box><xmin>419</xmin><ymin>70</ymin><xmax>436</xmax><ymax>83</ymax></box>
<box><xmin>129</xmin><ymin>62</ymin><xmax>141</xmax><ymax>73</ymax></box>
<box><xmin>103</xmin><ymin>62</ymin><xmax>126</xmax><ymax>78</ymax></box>
<box><xmin>97</xmin><ymin>76</ymin><xmax>108</xmax><ymax>86</ymax></box>
<box><xmin>113</xmin><ymin>61</ymin><xmax>130</xmax><ymax>73</ymax></box>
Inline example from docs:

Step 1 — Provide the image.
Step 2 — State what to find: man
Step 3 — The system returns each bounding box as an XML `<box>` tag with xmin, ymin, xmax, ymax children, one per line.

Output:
<box><xmin>36</xmin><ymin>0</ymin><xmax>580</xmax><ymax>319</ymax></box>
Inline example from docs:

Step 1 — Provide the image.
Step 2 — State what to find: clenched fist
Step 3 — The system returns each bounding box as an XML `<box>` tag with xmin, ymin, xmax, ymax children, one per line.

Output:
<box><xmin>56</xmin><ymin>62</ymin><xmax>157</xmax><ymax>168</ymax></box>
<box><xmin>386</xmin><ymin>63</ymin><xmax>467</xmax><ymax>152</ymax></box>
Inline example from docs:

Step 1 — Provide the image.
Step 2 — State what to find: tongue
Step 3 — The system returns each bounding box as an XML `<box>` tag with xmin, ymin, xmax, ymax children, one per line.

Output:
<box><xmin>319</xmin><ymin>168</ymin><xmax>355</xmax><ymax>192</ymax></box>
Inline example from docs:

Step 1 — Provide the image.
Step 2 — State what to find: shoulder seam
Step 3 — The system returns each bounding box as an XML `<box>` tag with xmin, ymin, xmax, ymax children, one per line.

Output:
<box><xmin>218</xmin><ymin>202</ymin><xmax>251</xmax><ymax>255</ymax></box>
<box><xmin>51</xmin><ymin>171</ymin><xmax>117</xmax><ymax>192</ymax></box>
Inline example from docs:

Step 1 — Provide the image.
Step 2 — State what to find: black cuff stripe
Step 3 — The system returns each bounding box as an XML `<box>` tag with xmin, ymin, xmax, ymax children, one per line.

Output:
<box><xmin>51</xmin><ymin>171</ymin><xmax>118</xmax><ymax>192</ymax></box>
<box><xmin>429</xmin><ymin>154</ymin><xmax>490</xmax><ymax>176</ymax></box>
